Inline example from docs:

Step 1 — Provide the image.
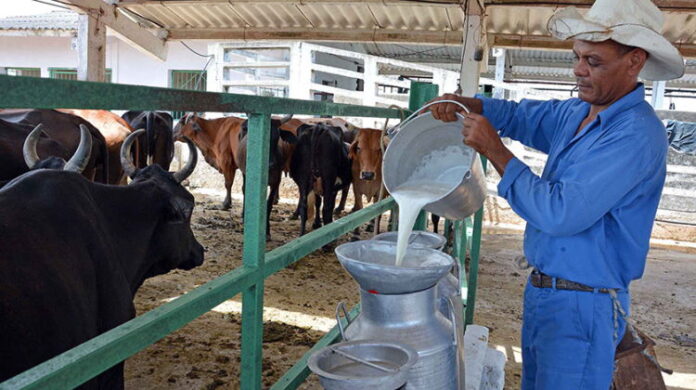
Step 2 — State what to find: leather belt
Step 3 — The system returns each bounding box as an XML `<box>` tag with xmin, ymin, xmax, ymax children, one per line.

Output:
<box><xmin>530</xmin><ymin>270</ymin><xmax>611</xmax><ymax>294</ymax></box>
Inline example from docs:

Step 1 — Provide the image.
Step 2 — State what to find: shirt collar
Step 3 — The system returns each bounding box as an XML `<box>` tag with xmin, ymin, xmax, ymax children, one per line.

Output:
<box><xmin>596</xmin><ymin>83</ymin><xmax>646</xmax><ymax>124</ymax></box>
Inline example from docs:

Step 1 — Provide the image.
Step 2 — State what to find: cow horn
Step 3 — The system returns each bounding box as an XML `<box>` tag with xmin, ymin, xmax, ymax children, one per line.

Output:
<box><xmin>120</xmin><ymin>128</ymin><xmax>144</xmax><ymax>178</ymax></box>
<box><xmin>279</xmin><ymin>114</ymin><xmax>293</xmax><ymax>125</ymax></box>
<box><xmin>23</xmin><ymin>123</ymin><xmax>46</xmax><ymax>168</ymax></box>
<box><xmin>173</xmin><ymin>136</ymin><xmax>198</xmax><ymax>183</ymax></box>
<box><xmin>64</xmin><ymin>124</ymin><xmax>93</xmax><ymax>173</ymax></box>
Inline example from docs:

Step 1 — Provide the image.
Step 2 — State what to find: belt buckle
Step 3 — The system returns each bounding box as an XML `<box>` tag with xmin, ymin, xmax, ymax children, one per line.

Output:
<box><xmin>530</xmin><ymin>271</ymin><xmax>542</xmax><ymax>287</ymax></box>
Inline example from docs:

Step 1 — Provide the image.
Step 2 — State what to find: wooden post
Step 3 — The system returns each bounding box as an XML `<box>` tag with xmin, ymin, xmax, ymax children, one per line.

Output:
<box><xmin>459</xmin><ymin>2</ymin><xmax>485</xmax><ymax>97</ymax></box>
<box><xmin>77</xmin><ymin>14</ymin><xmax>106</xmax><ymax>82</ymax></box>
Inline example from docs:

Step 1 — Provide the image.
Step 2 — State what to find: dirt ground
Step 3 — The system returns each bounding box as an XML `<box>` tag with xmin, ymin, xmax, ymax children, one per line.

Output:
<box><xmin>124</xmin><ymin>177</ymin><xmax>696</xmax><ymax>390</ymax></box>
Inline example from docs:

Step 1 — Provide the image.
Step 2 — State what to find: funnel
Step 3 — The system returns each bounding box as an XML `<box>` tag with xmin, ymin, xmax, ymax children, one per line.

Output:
<box><xmin>335</xmin><ymin>241</ymin><xmax>454</xmax><ymax>294</ymax></box>
<box><xmin>372</xmin><ymin>231</ymin><xmax>446</xmax><ymax>251</ymax></box>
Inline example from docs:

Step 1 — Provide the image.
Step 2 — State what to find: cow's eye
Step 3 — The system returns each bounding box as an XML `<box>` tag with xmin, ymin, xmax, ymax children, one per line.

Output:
<box><xmin>356</xmin><ymin>146</ymin><xmax>361</xmax><ymax>152</ymax></box>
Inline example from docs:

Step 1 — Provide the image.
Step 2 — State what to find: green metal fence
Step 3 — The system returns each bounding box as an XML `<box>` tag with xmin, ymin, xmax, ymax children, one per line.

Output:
<box><xmin>0</xmin><ymin>74</ymin><xmax>484</xmax><ymax>390</ymax></box>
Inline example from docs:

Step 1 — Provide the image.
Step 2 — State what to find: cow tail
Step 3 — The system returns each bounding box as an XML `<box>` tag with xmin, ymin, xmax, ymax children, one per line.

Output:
<box><xmin>146</xmin><ymin>111</ymin><xmax>155</xmax><ymax>165</ymax></box>
<box><xmin>307</xmin><ymin>190</ymin><xmax>315</xmax><ymax>223</ymax></box>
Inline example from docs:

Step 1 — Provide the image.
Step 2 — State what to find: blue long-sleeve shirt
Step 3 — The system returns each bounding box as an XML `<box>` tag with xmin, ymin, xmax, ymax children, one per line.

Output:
<box><xmin>479</xmin><ymin>84</ymin><xmax>667</xmax><ymax>289</ymax></box>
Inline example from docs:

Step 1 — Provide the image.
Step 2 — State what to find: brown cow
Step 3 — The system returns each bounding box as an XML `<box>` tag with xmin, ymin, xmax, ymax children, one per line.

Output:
<box><xmin>58</xmin><ymin>109</ymin><xmax>137</xmax><ymax>185</ymax></box>
<box><xmin>348</xmin><ymin>128</ymin><xmax>389</xmax><ymax>232</ymax></box>
<box><xmin>173</xmin><ymin>113</ymin><xmax>244</xmax><ymax>210</ymax></box>
<box><xmin>173</xmin><ymin>114</ymin><xmax>295</xmax><ymax>239</ymax></box>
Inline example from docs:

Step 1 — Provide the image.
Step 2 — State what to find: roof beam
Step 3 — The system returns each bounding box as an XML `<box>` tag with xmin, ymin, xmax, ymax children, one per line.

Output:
<box><xmin>485</xmin><ymin>0</ymin><xmax>696</xmax><ymax>10</ymax></box>
<box><xmin>117</xmin><ymin>0</ymin><xmax>696</xmax><ymax>11</ymax></box>
<box><xmin>61</xmin><ymin>0</ymin><xmax>167</xmax><ymax>61</ymax></box>
<box><xmin>168</xmin><ymin>27</ymin><xmax>464</xmax><ymax>44</ymax></box>
<box><xmin>492</xmin><ymin>34</ymin><xmax>696</xmax><ymax>58</ymax></box>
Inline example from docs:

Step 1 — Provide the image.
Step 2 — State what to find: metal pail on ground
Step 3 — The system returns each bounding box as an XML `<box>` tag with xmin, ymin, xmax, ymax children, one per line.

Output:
<box><xmin>383</xmin><ymin>101</ymin><xmax>486</xmax><ymax>220</ymax></box>
<box><xmin>308</xmin><ymin>340</ymin><xmax>418</xmax><ymax>390</ymax></box>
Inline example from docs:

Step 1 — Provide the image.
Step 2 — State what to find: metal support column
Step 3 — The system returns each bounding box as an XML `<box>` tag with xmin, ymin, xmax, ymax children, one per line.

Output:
<box><xmin>408</xmin><ymin>81</ymin><xmax>439</xmax><ymax>231</ymax></box>
<box><xmin>464</xmin><ymin>157</ymin><xmax>487</xmax><ymax>326</ymax></box>
<box><xmin>651</xmin><ymin>81</ymin><xmax>666</xmax><ymax>110</ymax></box>
<box><xmin>240</xmin><ymin>113</ymin><xmax>271</xmax><ymax>390</ymax></box>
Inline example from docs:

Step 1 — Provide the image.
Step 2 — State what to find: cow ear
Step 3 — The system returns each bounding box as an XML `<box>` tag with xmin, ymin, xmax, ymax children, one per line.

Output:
<box><xmin>382</xmin><ymin>136</ymin><xmax>390</xmax><ymax>148</ymax></box>
<box><xmin>167</xmin><ymin>196</ymin><xmax>193</xmax><ymax>224</ymax></box>
<box><xmin>348</xmin><ymin>141</ymin><xmax>358</xmax><ymax>159</ymax></box>
<box><xmin>191</xmin><ymin>119</ymin><xmax>203</xmax><ymax>132</ymax></box>
<box><xmin>279</xmin><ymin>130</ymin><xmax>297</xmax><ymax>144</ymax></box>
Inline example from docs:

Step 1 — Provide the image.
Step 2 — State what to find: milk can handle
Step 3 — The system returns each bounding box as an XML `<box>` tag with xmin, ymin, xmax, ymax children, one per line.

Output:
<box><xmin>335</xmin><ymin>302</ymin><xmax>351</xmax><ymax>341</ymax></box>
<box><xmin>388</xmin><ymin>100</ymin><xmax>471</xmax><ymax>138</ymax></box>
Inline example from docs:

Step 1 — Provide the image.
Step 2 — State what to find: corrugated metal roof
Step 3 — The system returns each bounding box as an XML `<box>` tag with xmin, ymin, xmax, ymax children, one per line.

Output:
<box><xmin>0</xmin><ymin>11</ymin><xmax>77</xmax><ymax>30</ymax></box>
<box><xmin>4</xmin><ymin>2</ymin><xmax>696</xmax><ymax>89</ymax></box>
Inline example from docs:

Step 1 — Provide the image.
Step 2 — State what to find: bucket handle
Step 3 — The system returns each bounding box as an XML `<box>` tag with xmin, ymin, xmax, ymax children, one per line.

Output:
<box><xmin>388</xmin><ymin>100</ymin><xmax>471</xmax><ymax>138</ymax></box>
<box><xmin>447</xmin><ymin>297</ymin><xmax>466</xmax><ymax>390</ymax></box>
<box><xmin>335</xmin><ymin>302</ymin><xmax>351</xmax><ymax>341</ymax></box>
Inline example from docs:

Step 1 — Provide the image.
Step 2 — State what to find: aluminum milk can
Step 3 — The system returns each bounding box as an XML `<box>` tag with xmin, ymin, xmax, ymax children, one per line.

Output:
<box><xmin>335</xmin><ymin>241</ymin><xmax>464</xmax><ymax>390</ymax></box>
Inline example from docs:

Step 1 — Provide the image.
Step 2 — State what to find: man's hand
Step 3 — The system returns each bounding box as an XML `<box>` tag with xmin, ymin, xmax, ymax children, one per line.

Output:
<box><xmin>420</xmin><ymin>94</ymin><xmax>483</xmax><ymax>122</ymax></box>
<box><xmin>462</xmin><ymin>113</ymin><xmax>514</xmax><ymax>176</ymax></box>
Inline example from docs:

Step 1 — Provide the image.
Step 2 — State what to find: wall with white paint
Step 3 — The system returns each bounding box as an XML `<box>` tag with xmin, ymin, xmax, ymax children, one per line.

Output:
<box><xmin>0</xmin><ymin>35</ymin><xmax>212</xmax><ymax>86</ymax></box>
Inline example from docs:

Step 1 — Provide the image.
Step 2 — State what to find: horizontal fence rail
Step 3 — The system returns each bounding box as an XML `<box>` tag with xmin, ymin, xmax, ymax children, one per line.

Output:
<box><xmin>0</xmin><ymin>74</ymin><xmax>402</xmax><ymax>390</ymax></box>
<box><xmin>0</xmin><ymin>75</ymin><xmax>405</xmax><ymax>118</ymax></box>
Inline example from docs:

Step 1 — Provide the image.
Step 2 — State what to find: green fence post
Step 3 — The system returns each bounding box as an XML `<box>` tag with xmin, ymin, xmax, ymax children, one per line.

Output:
<box><xmin>240</xmin><ymin>113</ymin><xmax>271</xmax><ymax>390</ymax></box>
<box><xmin>408</xmin><ymin>81</ymin><xmax>439</xmax><ymax>231</ymax></box>
<box><xmin>464</xmin><ymin>156</ymin><xmax>488</xmax><ymax>326</ymax></box>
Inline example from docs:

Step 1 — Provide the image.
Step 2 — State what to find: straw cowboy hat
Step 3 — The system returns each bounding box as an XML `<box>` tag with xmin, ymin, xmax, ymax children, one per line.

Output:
<box><xmin>547</xmin><ymin>0</ymin><xmax>685</xmax><ymax>81</ymax></box>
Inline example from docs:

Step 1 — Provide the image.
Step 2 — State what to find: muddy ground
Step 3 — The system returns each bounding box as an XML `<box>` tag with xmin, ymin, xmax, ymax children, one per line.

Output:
<box><xmin>124</xmin><ymin>177</ymin><xmax>696</xmax><ymax>390</ymax></box>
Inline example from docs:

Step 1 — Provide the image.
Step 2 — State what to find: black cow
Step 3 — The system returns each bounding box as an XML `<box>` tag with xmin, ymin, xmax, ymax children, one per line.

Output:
<box><xmin>0</xmin><ymin>119</ymin><xmax>69</xmax><ymax>182</ymax></box>
<box><xmin>0</xmin><ymin>130</ymin><xmax>203</xmax><ymax>389</ymax></box>
<box><xmin>290</xmin><ymin>123</ymin><xmax>352</xmax><ymax>236</ymax></box>
<box><xmin>0</xmin><ymin>122</ymin><xmax>93</xmax><ymax>188</ymax></box>
<box><xmin>235</xmin><ymin>115</ymin><xmax>297</xmax><ymax>239</ymax></box>
<box><xmin>121</xmin><ymin>111</ymin><xmax>175</xmax><ymax>171</ymax></box>
<box><xmin>0</xmin><ymin>109</ymin><xmax>109</xmax><ymax>183</ymax></box>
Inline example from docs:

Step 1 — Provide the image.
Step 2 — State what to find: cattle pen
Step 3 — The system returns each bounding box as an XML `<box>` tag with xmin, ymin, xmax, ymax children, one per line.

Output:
<box><xmin>0</xmin><ymin>74</ymin><xmax>486</xmax><ymax>390</ymax></box>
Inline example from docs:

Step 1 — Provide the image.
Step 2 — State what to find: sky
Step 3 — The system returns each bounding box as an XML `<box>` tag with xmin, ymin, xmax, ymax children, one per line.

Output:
<box><xmin>0</xmin><ymin>0</ymin><xmax>69</xmax><ymax>18</ymax></box>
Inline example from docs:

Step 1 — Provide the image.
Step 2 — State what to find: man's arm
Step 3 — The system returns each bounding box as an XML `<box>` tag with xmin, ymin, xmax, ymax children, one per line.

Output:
<box><xmin>424</xmin><ymin>94</ymin><xmax>568</xmax><ymax>155</ymax></box>
<box><xmin>498</xmin><ymin>131</ymin><xmax>655</xmax><ymax>236</ymax></box>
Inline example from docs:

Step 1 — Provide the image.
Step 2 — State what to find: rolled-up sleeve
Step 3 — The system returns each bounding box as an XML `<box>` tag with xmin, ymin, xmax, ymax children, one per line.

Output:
<box><xmin>497</xmin><ymin>128</ymin><xmax>653</xmax><ymax>236</ymax></box>
<box><xmin>477</xmin><ymin>95</ymin><xmax>570</xmax><ymax>154</ymax></box>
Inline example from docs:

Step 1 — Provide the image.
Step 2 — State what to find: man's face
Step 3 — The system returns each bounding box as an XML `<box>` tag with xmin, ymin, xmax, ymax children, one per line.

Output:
<box><xmin>572</xmin><ymin>40</ymin><xmax>644</xmax><ymax>105</ymax></box>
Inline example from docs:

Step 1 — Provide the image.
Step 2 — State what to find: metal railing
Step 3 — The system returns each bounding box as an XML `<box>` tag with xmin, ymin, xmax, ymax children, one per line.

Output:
<box><xmin>0</xmin><ymin>74</ymin><xmax>484</xmax><ymax>390</ymax></box>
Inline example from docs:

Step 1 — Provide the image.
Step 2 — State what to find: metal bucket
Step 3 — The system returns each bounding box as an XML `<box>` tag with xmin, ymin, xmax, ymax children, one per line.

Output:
<box><xmin>383</xmin><ymin>102</ymin><xmax>486</xmax><ymax>221</ymax></box>
<box><xmin>308</xmin><ymin>340</ymin><xmax>418</xmax><ymax>390</ymax></box>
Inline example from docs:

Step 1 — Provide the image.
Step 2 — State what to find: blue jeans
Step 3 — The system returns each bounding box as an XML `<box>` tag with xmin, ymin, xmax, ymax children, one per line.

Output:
<box><xmin>521</xmin><ymin>279</ymin><xmax>628</xmax><ymax>390</ymax></box>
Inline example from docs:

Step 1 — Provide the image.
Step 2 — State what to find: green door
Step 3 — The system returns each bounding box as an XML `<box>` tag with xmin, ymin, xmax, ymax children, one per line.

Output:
<box><xmin>170</xmin><ymin>70</ymin><xmax>207</xmax><ymax>119</ymax></box>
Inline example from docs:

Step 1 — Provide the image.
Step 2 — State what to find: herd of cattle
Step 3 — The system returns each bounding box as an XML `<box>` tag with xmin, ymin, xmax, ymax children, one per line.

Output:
<box><xmin>0</xmin><ymin>108</ymin><xmax>390</xmax><ymax>388</ymax></box>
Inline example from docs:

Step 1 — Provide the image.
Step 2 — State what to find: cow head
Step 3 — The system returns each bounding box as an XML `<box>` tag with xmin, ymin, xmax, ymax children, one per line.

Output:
<box><xmin>349</xmin><ymin>128</ymin><xmax>389</xmax><ymax>181</ymax></box>
<box><xmin>239</xmin><ymin>114</ymin><xmax>297</xmax><ymax>170</ymax></box>
<box><xmin>23</xmin><ymin>123</ymin><xmax>92</xmax><ymax>173</ymax></box>
<box><xmin>173</xmin><ymin>113</ymin><xmax>203</xmax><ymax>141</ymax></box>
<box><xmin>120</xmin><ymin>129</ymin><xmax>204</xmax><ymax>280</ymax></box>
<box><xmin>122</xmin><ymin>111</ymin><xmax>175</xmax><ymax>170</ymax></box>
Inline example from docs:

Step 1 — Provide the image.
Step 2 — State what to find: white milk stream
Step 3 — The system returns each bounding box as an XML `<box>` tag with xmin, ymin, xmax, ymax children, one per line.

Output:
<box><xmin>389</xmin><ymin>145</ymin><xmax>471</xmax><ymax>266</ymax></box>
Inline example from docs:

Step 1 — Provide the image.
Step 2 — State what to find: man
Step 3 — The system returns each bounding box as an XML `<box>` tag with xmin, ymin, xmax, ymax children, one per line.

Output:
<box><xmin>426</xmin><ymin>0</ymin><xmax>684</xmax><ymax>388</ymax></box>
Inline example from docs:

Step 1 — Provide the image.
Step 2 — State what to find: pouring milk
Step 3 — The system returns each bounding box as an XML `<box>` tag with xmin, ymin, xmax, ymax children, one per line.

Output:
<box><xmin>391</xmin><ymin>145</ymin><xmax>471</xmax><ymax>266</ymax></box>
